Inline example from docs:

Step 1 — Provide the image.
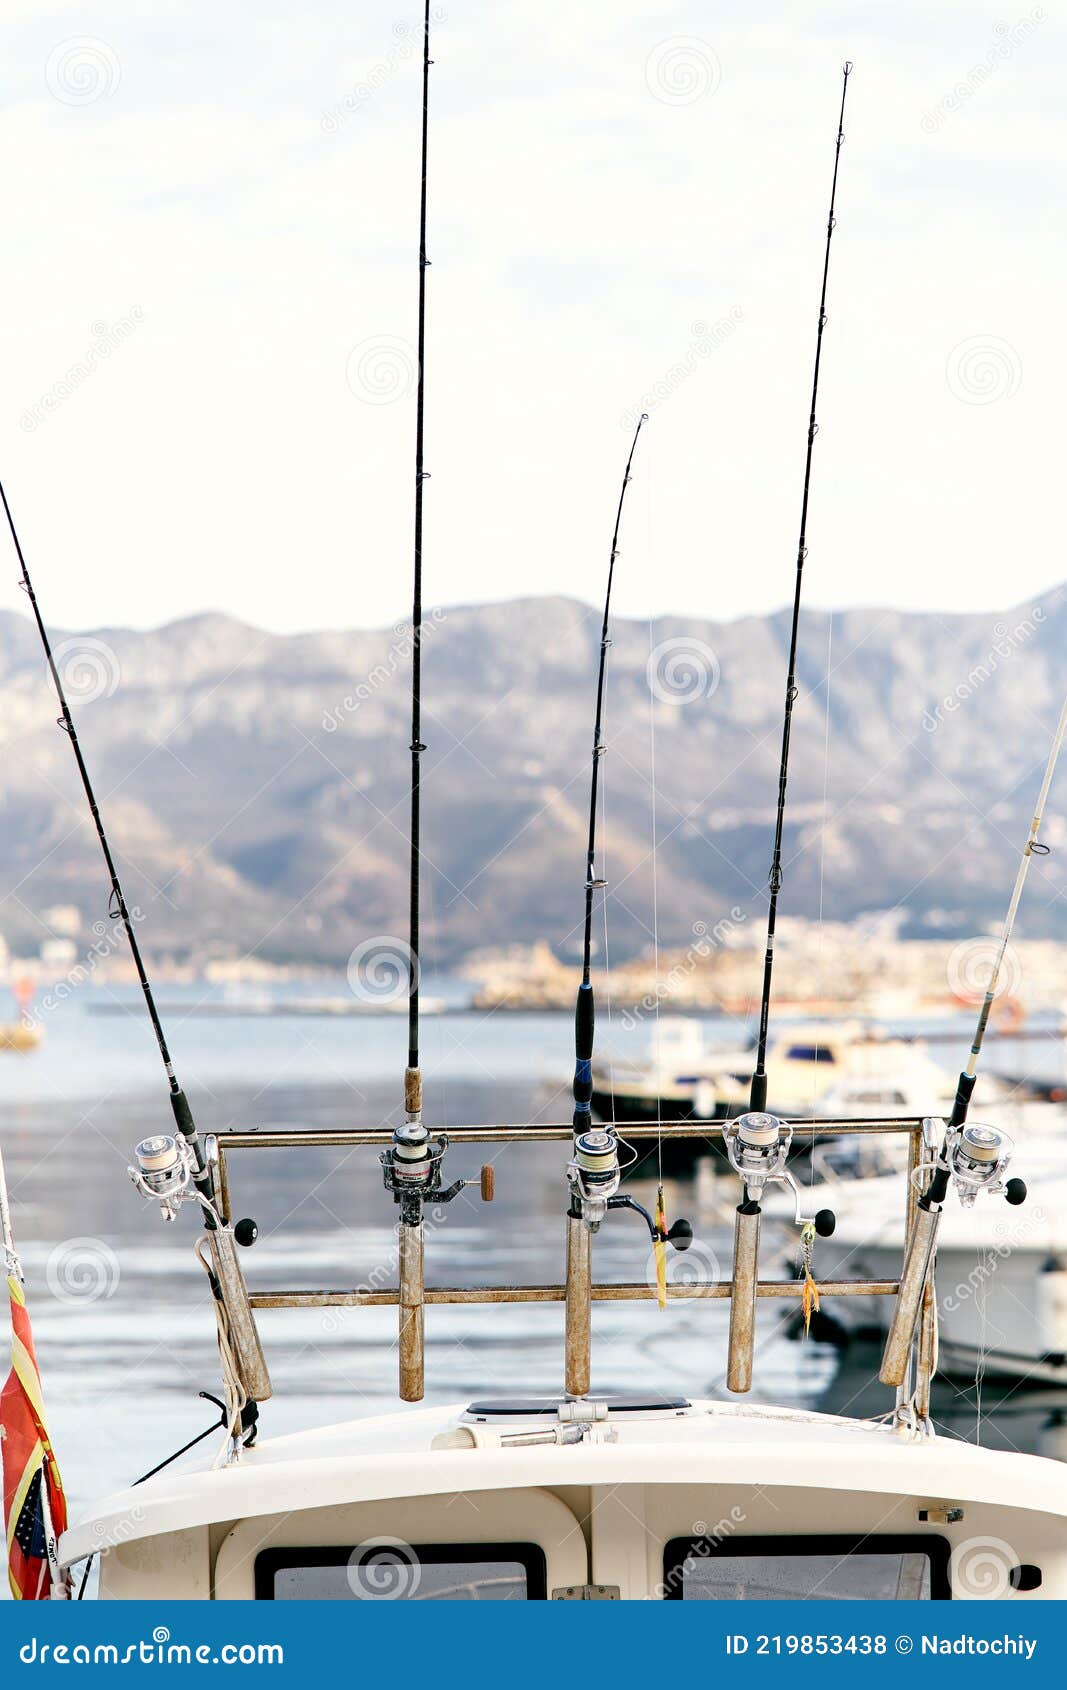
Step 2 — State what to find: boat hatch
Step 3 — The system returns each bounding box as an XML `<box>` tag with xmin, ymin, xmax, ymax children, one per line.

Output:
<box><xmin>465</xmin><ymin>1396</ymin><xmax>691</xmax><ymax>1419</ymax></box>
<box><xmin>662</xmin><ymin>1534</ymin><xmax>950</xmax><ymax>1600</ymax></box>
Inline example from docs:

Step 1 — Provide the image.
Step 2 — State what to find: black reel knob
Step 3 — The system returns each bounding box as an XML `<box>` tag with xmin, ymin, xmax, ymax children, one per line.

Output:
<box><xmin>667</xmin><ymin>1218</ymin><xmax>694</xmax><ymax>1252</ymax></box>
<box><xmin>814</xmin><ymin>1208</ymin><xmax>836</xmax><ymax>1238</ymax></box>
<box><xmin>1004</xmin><ymin>1178</ymin><xmax>1027</xmax><ymax>1207</ymax></box>
<box><xmin>234</xmin><ymin>1217</ymin><xmax>259</xmax><ymax>1247</ymax></box>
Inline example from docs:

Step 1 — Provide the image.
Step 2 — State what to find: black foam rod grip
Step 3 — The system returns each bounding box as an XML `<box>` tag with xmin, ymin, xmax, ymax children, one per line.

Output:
<box><xmin>575</xmin><ymin>982</ymin><xmax>595</xmax><ymax>1061</ymax></box>
<box><xmin>949</xmin><ymin>1070</ymin><xmax>976</xmax><ymax>1128</ymax></box>
<box><xmin>750</xmin><ymin>1070</ymin><xmax>767</xmax><ymax>1112</ymax></box>
<box><xmin>170</xmin><ymin>1088</ymin><xmax>196</xmax><ymax>1139</ymax></box>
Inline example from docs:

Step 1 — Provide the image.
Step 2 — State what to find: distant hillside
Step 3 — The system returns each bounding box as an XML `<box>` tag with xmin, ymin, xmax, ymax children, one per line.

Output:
<box><xmin>2</xmin><ymin>587</ymin><xmax>1066</xmax><ymax>970</ymax></box>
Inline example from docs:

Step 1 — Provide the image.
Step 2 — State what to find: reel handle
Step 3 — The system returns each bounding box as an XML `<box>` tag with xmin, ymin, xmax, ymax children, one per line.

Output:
<box><xmin>814</xmin><ymin>1208</ymin><xmax>836</xmax><ymax>1238</ymax></box>
<box><xmin>667</xmin><ymin>1218</ymin><xmax>693</xmax><ymax>1252</ymax></box>
<box><xmin>1005</xmin><ymin>1177</ymin><xmax>1027</xmax><ymax>1207</ymax></box>
<box><xmin>480</xmin><ymin>1164</ymin><xmax>495</xmax><ymax>1202</ymax></box>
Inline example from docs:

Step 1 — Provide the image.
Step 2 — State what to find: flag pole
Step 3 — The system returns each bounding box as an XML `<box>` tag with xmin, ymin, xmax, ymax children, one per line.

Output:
<box><xmin>37</xmin><ymin>1468</ymin><xmax>68</xmax><ymax>1599</ymax></box>
<box><xmin>0</xmin><ymin>1147</ymin><xmax>20</xmax><ymax>1283</ymax></box>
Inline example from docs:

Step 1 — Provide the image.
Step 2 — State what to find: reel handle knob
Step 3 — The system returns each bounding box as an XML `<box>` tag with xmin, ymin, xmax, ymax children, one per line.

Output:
<box><xmin>814</xmin><ymin>1208</ymin><xmax>836</xmax><ymax>1238</ymax></box>
<box><xmin>1004</xmin><ymin>1178</ymin><xmax>1027</xmax><ymax>1207</ymax></box>
<box><xmin>480</xmin><ymin>1164</ymin><xmax>495</xmax><ymax>1202</ymax></box>
<box><xmin>667</xmin><ymin>1218</ymin><xmax>693</xmax><ymax>1251</ymax></box>
<box><xmin>234</xmin><ymin>1217</ymin><xmax>258</xmax><ymax>1247</ymax></box>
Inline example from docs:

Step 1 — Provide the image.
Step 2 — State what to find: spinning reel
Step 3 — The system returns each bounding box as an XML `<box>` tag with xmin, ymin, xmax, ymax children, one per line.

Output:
<box><xmin>566</xmin><ymin>1127</ymin><xmax>693</xmax><ymax>1254</ymax></box>
<box><xmin>382</xmin><ymin>1121</ymin><xmax>494</xmax><ymax>1227</ymax></box>
<box><xmin>725</xmin><ymin>1112</ymin><xmax>837</xmax><ymax>1235</ymax></box>
<box><xmin>943</xmin><ymin>1122</ymin><xmax>1026</xmax><ymax>1209</ymax></box>
<box><xmin>129</xmin><ymin>1134</ymin><xmax>198</xmax><ymax>1224</ymax></box>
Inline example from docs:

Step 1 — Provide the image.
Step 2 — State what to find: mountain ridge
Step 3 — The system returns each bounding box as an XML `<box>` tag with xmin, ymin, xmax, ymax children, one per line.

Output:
<box><xmin>1</xmin><ymin>587</ymin><xmax>1065</xmax><ymax>969</ymax></box>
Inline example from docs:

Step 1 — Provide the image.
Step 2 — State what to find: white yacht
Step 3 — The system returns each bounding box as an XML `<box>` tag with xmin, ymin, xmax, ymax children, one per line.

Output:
<box><xmin>592</xmin><ymin>1017</ymin><xmax>994</xmax><ymax>1136</ymax></box>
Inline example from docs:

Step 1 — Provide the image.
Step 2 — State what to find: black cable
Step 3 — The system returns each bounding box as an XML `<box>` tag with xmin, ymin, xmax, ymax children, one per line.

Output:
<box><xmin>750</xmin><ymin>61</ymin><xmax>853</xmax><ymax>1112</ymax></box>
<box><xmin>76</xmin><ymin>1394</ymin><xmax>232</xmax><ymax>1597</ymax></box>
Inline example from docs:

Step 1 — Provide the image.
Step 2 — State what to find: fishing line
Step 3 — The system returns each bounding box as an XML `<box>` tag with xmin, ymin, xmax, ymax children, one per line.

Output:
<box><xmin>750</xmin><ymin>61</ymin><xmax>853</xmax><ymax>1113</ymax></box>
<box><xmin>405</xmin><ymin>0</ymin><xmax>433</xmax><ymax>1128</ymax></box>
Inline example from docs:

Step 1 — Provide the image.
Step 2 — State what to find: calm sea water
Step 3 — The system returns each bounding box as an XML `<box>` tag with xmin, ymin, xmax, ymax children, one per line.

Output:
<box><xmin>2</xmin><ymin>979</ymin><xmax>1065</xmax><ymax>1549</ymax></box>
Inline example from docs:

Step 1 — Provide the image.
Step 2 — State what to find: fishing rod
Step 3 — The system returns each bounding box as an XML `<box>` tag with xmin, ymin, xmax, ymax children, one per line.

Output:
<box><xmin>0</xmin><ymin>482</ymin><xmax>197</xmax><ymax>1148</ymax></box>
<box><xmin>0</xmin><ymin>476</ymin><xmax>270</xmax><ymax>1410</ymax></box>
<box><xmin>880</xmin><ymin>692</ymin><xmax>1067</xmax><ymax>1391</ymax></box>
<box><xmin>405</xmin><ymin>0</ymin><xmax>432</xmax><ymax>1135</ymax></box>
<box><xmin>725</xmin><ymin>63</ymin><xmax>853</xmax><ymax>1394</ymax></box>
<box><xmin>749</xmin><ymin>59</ymin><xmax>852</xmax><ymax>1115</ymax></box>
<box><xmin>561</xmin><ymin>415</ymin><xmax>694</xmax><ymax>1393</ymax></box>
<box><xmin>571</xmin><ymin>411</ymin><xmax>647</xmax><ymax>1139</ymax></box>
<box><xmin>382</xmin><ymin>0</ymin><xmax>493</xmax><ymax>1402</ymax></box>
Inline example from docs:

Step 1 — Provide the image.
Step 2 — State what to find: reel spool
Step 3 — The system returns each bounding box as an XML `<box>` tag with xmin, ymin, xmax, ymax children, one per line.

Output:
<box><xmin>950</xmin><ymin>1123</ymin><xmax>1026</xmax><ymax>1207</ymax></box>
<box><xmin>129</xmin><ymin>1134</ymin><xmax>193</xmax><ymax>1222</ymax></box>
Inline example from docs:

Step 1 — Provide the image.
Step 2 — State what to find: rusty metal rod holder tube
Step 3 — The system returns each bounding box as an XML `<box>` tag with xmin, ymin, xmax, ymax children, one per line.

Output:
<box><xmin>398</xmin><ymin>1219</ymin><xmax>425</xmax><ymax>1402</ymax></box>
<box><xmin>215</xmin><ymin>1116</ymin><xmax>926</xmax><ymax>1151</ymax></box>
<box><xmin>565</xmin><ymin>1216</ymin><xmax>591</xmax><ymax>1396</ymax></box>
<box><xmin>248</xmin><ymin>1277</ymin><xmax>900</xmax><ymax>1309</ymax></box>
<box><xmin>880</xmin><ymin>1200</ymin><xmax>941</xmax><ymax>1387</ymax></box>
<box><xmin>727</xmin><ymin>1203</ymin><xmax>761</xmax><ymax>1394</ymax></box>
<box><xmin>207</xmin><ymin>1227</ymin><xmax>272</xmax><ymax>1403</ymax></box>
<box><xmin>915</xmin><ymin>1272</ymin><xmax>937</xmax><ymax>1421</ymax></box>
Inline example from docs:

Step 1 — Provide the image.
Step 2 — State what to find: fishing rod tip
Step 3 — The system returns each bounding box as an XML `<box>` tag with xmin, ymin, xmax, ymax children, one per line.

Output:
<box><xmin>843</xmin><ymin>60</ymin><xmax>853</xmax><ymax>75</ymax></box>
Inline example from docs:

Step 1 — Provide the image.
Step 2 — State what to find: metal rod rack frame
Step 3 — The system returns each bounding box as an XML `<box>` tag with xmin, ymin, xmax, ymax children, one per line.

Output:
<box><xmin>209</xmin><ymin>1116</ymin><xmax>935</xmax><ymax>1410</ymax></box>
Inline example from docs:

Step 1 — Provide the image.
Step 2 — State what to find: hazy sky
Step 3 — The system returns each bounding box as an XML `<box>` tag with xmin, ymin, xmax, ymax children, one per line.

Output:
<box><xmin>0</xmin><ymin>0</ymin><xmax>1061</xmax><ymax>633</ymax></box>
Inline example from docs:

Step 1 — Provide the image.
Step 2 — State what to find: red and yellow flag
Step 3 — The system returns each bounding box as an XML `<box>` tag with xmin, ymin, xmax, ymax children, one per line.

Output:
<box><xmin>2</xmin><ymin>1273</ymin><xmax>67</xmax><ymax>1599</ymax></box>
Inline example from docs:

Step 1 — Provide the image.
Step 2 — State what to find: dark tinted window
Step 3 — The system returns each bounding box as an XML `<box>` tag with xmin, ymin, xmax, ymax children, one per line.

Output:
<box><xmin>663</xmin><ymin>1535</ymin><xmax>949</xmax><ymax>1600</ymax></box>
<box><xmin>785</xmin><ymin>1044</ymin><xmax>837</xmax><ymax>1064</ymax></box>
<box><xmin>255</xmin><ymin>1542</ymin><xmax>547</xmax><ymax>1601</ymax></box>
